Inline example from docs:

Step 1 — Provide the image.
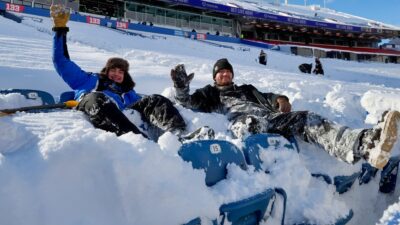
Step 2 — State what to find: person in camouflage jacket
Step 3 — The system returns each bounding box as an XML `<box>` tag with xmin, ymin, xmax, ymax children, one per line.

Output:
<box><xmin>170</xmin><ymin>58</ymin><xmax>400</xmax><ymax>169</ymax></box>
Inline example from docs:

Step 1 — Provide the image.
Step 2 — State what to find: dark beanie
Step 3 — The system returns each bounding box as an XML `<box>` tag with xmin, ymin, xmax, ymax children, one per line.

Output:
<box><xmin>212</xmin><ymin>58</ymin><xmax>234</xmax><ymax>80</ymax></box>
<box><xmin>103</xmin><ymin>57</ymin><xmax>129</xmax><ymax>73</ymax></box>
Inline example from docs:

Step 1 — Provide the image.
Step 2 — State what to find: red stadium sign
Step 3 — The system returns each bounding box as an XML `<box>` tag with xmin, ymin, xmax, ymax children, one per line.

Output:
<box><xmin>86</xmin><ymin>16</ymin><xmax>101</xmax><ymax>25</ymax></box>
<box><xmin>6</xmin><ymin>3</ymin><xmax>25</xmax><ymax>13</ymax></box>
<box><xmin>197</xmin><ymin>34</ymin><xmax>206</xmax><ymax>40</ymax></box>
<box><xmin>116</xmin><ymin>21</ymin><xmax>128</xmax><ymax>29</ymax></box>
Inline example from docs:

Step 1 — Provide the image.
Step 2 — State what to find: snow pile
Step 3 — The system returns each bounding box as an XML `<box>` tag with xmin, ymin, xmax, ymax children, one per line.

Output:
<box><xmin>378</xmin><ymin>199</ymin><xmax>400</xmax><ymax>225</ymax></box>
<box><xmin>0</xmin><ymin>111</ymin><xmax>219</xmax><ymax>225</ymax></box>
<box><xmin>0</xmin><ymin>92</ymin><xmax>42</xmax><ymax>108</ymax></box>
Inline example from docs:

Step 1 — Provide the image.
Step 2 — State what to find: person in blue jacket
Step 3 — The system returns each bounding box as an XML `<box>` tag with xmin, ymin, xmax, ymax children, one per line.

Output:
<box><xmin>50</xmin><ymin>5</ymin><xmax>186</xmax><ymax>138</ymax></box>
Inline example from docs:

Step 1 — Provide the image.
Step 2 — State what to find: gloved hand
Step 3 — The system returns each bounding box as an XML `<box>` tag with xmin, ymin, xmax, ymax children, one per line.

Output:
<box><xmin>170</xmin><ymin>64</ymin><xmax>194</xmax><ymax>88</ymax></box>
<box><xmin>50</xmin><ymin>4</ymin><xmax>70</xmax><ymax>28</ymax></box>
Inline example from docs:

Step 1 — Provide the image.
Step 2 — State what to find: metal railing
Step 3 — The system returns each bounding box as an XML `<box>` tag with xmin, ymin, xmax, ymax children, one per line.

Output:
<box><xmin>125</xmin><ymin>10</ymin><xmax>232</xmax><ymax>34</ymax></box>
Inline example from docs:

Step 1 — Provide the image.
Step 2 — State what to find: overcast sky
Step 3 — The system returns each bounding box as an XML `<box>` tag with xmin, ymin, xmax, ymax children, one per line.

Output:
<box><xmin>263</xmin><ymin>0</ymin><xmax>400</xmax><ymax>27</ymax></box>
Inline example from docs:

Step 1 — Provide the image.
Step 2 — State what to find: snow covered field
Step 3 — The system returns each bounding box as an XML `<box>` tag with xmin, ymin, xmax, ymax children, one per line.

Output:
<box><xmin>0</xmin><ymin>14</ymin><xmax>400</xmax><ymax>225</ymax></box>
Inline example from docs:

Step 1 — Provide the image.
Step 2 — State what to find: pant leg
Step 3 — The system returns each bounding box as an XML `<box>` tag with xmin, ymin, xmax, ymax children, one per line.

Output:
<box><xmin>77</xmin><ymin>92</ymin><xmax>145</xmax><ymax>137</ymax></box>
<box><xmin>267</xmin><ymin>111</ymin><xmax>363</xmax><ymax>164</ymax></box>
<box><xmin>130</xmin><ymin>94</ymin><xmax>186</xmax><ymax>134</ymax></box>
<box><xmin>229</xmin><ymin>115</ymin><xmax>268</xmax><ymax>139</ymax></box>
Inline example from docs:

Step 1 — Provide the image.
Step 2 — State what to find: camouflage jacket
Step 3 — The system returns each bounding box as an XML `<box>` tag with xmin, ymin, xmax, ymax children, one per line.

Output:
<box><xmin>175</xmin><ymin>83</ymin><xmax>287</xmax><ymax>120</ymax></box>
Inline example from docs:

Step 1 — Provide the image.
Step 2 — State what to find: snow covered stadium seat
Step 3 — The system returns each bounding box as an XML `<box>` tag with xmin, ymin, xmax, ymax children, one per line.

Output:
<box><xmin>59</xmin><ymin>91</ymin><xmax>75</xmax><ymax>103</ymax></box>
<box><xmin>242</xmin><ymin>133</ymin><xmax>354</xmax><ymax>224</ymax></box>
<box><xmin>0</xmin><ymin>89</ymin><xmax>55</xmax><ymax>105</ymax></box>
<box><xmin>243</xmin><ymin>133</ymin><xmax>361</xmax><ymax>193</ymax></box>
<box><xmin>242</xmin><ymin>133</ymin><xmax>298</xmax><ymax>172</ymax></box>
<box><xmin>179</xmin><ymin>140</ymin><xmax>286</xmax><ymax>225</ymax></box>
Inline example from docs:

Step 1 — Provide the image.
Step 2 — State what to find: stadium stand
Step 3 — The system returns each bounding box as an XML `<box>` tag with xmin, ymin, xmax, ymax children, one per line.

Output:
<box><xmin>1</xmin><ymin>0</ymin><xmax>399</xmax><ymax>63</ymax></box>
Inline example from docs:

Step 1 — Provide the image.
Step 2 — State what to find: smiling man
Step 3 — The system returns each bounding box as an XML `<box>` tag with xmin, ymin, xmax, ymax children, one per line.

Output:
<box><xmin>170</xmin><ymin>58</ymin><xmax>400</xmax><ymax>169</ymax></box>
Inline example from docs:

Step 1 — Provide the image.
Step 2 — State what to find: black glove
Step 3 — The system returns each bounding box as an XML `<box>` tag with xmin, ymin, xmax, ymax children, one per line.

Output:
<box><xmin>170</xmin><ymin>64</ymin><xmax>194</xmax><ymax>88</ymax></box>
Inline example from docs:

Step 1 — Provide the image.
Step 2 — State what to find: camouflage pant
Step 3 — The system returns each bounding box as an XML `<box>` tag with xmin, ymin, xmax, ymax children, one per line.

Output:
<box><xmin>230</xmin><ymin>111</ymin><xmax>363</xmax><ymax>164</ymax></box>
<box><xmin>78</xmin><ymin>93</ymin><xmax>185</xmax><ymax>139</ymax></box>
<box><xmin>77</xmin><ymin>92</ymin><xmax>144</xmax><ymax>136</ymax></box>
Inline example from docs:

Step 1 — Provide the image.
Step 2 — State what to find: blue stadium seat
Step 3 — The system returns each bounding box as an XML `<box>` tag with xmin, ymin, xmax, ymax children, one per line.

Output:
<box><xmin>0</xmin><ymin>89</ymin><xmax>55</xmax><ymax>105</ymax></box>
<box><xmin>179</xmin><ymin>140</ymin><xmax>286</xmax><ymax>225</ymax></box>
<box><xmin>295</xmin><ymin>210</ymin><xmax>353</xmax><ymax>225</ymax></box>
<box><xmin>243</xmin><ymin>133</ymin><xmax>354</xmax><ymax>224</ymax></box>
<box><xmin>379</xmin><ymin>156</ymin><xmax>400</xmax><ymax>193</ymax></box>
<box><xmin>243</xmin><ymin>133</ymin><xmax>359</xmax><ymax>191</ymax></box>
<box><xmin>179</xmin><ymin>140</ymin><xmax>247</xmax><ymax>186</ymax></box>
<box><xmin>219</xmin><ymin>188</ymin><xmax>286</xmax><ymax>225</ymax></box>
<box><xmin>59</xmin><ymin>91</ymin><xmax>75</xmax><ymax>103</ymax></box>
<box><xmin>242</xmin><ymin>133</ymin><xmax>296</xmax><ymax>172</ymax></box>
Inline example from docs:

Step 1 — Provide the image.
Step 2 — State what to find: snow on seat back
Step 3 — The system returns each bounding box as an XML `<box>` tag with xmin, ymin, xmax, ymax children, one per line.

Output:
<box><xmin>178</xmin><ymin>139</ymin><xmax>247</xmax><ymax>187</ymax></box>
<box><xmin>243</xmin><ymin>133</ymin><xmax>296</xmax><ymax>172</ymax></box>
<box><xmin>0</xmin><ymin>89</ymin><xmax>55</xmax><ymax>105</ymax></box>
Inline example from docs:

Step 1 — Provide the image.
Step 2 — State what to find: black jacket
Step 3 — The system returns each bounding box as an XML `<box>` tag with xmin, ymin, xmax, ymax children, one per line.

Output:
<box><xmin>175</xmin><ymin>83</ymin><xmax>287</xmax><ymax>120</ymax></box>
<box><xmin>313</xmin><ymin>61</ymin><xmax>324</xmax><ymax>75</ymax></box>
<box><xmin>259</xmin><ymin>52</ymin><xmax>267</xmax><ymax>65</ymax></box>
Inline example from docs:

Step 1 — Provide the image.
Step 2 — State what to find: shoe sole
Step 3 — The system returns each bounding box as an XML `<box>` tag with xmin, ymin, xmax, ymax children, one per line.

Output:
<box><xmin>369</xmin><ymin>111</ymin><xmax>400</xmax><ymax>169</ymax></box>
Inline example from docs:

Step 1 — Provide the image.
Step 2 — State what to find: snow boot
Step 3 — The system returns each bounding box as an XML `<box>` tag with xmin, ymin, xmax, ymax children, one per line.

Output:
<box><xmin>179</xmin><ymin>126</ymin><xmax>215</xmax><ymax>142</ymax></box>
<box><xmin>361</xmin><ymin>111</ymin><xmax>400</xmax><ymax>169</ymax></box>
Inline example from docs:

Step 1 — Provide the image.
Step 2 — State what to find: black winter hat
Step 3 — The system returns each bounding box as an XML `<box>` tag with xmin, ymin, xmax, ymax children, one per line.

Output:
<box><xmin>212</xmin><ymin>58</ymin><xmax>234</xmax><ymax>80</ymax></box>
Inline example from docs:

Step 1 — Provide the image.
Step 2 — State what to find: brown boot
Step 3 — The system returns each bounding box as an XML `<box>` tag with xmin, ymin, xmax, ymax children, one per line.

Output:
<box><xmin>362</xmin><ymin>111</ymin><xmax>400</xmax><ymax>169</ymax></box>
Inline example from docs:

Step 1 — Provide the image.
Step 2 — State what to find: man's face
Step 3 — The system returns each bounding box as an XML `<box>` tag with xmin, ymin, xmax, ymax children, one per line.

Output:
<box><xmin>108</xmin><ymin>67</ymin><xmax>125</xmax><ymax>83</ymax></box>
<box><xmin>215</xmin><ymin>69</ymin><xmax>233</xmax><ymax>86</ymax></box>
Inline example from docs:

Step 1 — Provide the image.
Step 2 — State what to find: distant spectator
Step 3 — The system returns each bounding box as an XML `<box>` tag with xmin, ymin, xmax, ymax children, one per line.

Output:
<box><xmin>149</xmin><ymin>22</ymin><xmax>153</xmax><ymax>26</ymax></box>
<box><xmin>258</xmin><ymin>50</ymin><xmax>267</xmax><ymax>66</ymax></box>
<box><xmin>142</xmin><ymin>21</ymin><xmax>147</xmax><ymax>25</ymax></box>
<box><xmin>298</xmin><ymin>63</ymin><xmax>312</xmax><ymax>74</ymax></box>
<box><xmin>215</xmin><ymin>30</ymin><xmax>220</xmax><ymax>36</ymax></box>
<box><xmin>313</xmin><ymin>58</ymin><xmax>324</xmax><ymax>75</ymax></box>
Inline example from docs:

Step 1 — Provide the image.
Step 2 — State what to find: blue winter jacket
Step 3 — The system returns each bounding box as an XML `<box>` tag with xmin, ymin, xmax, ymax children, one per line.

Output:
<box><xmin>52</xmin><ymin>31</ymin><xmax>141</xmax><ymax>110</ymax></box>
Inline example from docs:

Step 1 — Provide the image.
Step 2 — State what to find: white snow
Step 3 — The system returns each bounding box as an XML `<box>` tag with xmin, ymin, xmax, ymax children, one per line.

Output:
<box><xmin>0</xmin><ymin>13</ymin><xmax>400</xmax><ymax>225</ymax></box>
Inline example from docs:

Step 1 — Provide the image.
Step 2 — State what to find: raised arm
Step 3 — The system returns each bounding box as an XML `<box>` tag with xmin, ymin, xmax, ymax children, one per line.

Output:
<box><xmin>170</xmin><ymin>64</ymin><xmax>219</xmax><ymax>112</ymax></box>
<box><xmin>170</xmin><ymin>64</ymin><xmax>194</xmax><ymax>108</ymax></box>
<box><xmin>51</xmin><ymin>5</ymin><xmax>97</xmax><ymax>91</ymax></box>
